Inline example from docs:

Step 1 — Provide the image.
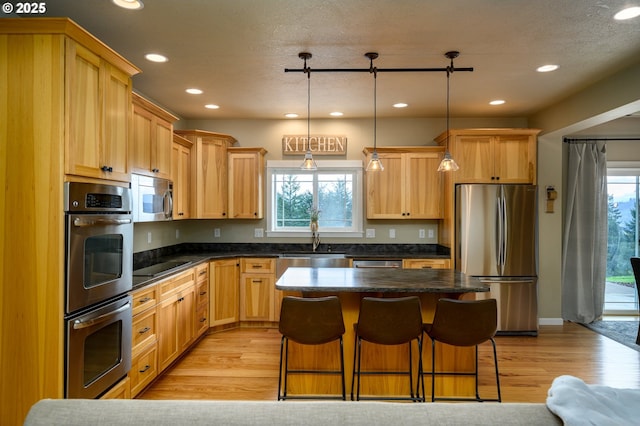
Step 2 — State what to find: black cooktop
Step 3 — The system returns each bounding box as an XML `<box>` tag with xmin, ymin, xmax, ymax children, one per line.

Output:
<box><xmin>132</xmin><ymin>260</ymin><xmax>192</xmax><ymax>277</ymax></box>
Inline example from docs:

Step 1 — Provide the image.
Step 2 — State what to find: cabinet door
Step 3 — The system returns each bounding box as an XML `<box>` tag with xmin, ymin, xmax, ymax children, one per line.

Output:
<box><xmin>494</xmin><ymin>135</ymin><xmax>535</xmax><ymax>183</ymax></box>
<box><xmin>196</xmin><ymin>139</ymin><xmax>228</xmax><ymax>218</ymax></box>
<box><xmin>240</xmin><ymin>274</ymin><xmax>274</xmax><ymax>321</ymax></box>
<box><xmin>131</xmin><ymin>104</ymin><xmax>153</xmax><ymax>174</ymax></box>
<box><xmin>405</xmin><ymin>152</ymin><xmax>443</xmax><ymax>218</ymax></box>
<box><xmin>228</xmin><ymin>150</ymin><xmax>264</xmax><ymax>219</ymax></box>
<box><xmin>66</xmin><ymin>41</ymin><xmax>102</xmax><ymax>178</ymax></box>
<box><xmin>157</xmin><ymin>296</ymin><xmax>179</xmax><ymax>371</ymax></box>
<box><xmin>172</xmin><ymin>142</ymin><xmax>192</xmax><ymax>219</ymax></box>
<box><xmin>453</xmin><ymin>135</ymin><xmax>494</xmax><ymax>182</ymax></box>
<box><xmin>210</xmin><ymin>259</ymin><xmax>239</xmax><ymax>326</ymax></box>
<box><xmin>103</xmin><ymin>63</ymin><xmax>130</xmax><ymax>181</ymax></box>
<box><xmin>152</xmin><ymin>118</ymin><xmax>173</xmax><ymax>179</ymax></box>
<box><xmin>177</xmin><ymin>286</ymin><xmax>195</xmax><ymax>352</ymax></box>
<box><xmin>402</xmin><ymin>258</ymin><xmax>451</xmax><ymax>269</ymax></box>
<box><xmin>365</xmin><ymin>152</ymin><xmax>404</xmax><ymax>218</ymax></box>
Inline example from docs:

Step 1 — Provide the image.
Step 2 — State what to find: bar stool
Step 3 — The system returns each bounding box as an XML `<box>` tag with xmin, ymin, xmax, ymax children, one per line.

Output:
<box><xmin>351</xmin><ymin>296</ymin><xmax>423</xmax><ymax>402</ymax></box>
<box><xmin>277</xmin><ymin>296</ymin><xmax>346</xmax><ymax>400</ymax></box>
<box><xmin>422</xmin><ymin>298</ymin><xmax>501</xmax><ymax>402</ymax></box>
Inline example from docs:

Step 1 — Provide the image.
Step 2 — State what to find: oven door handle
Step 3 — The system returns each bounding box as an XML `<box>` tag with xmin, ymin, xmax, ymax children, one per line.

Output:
<box><xmin>73</xmin><ymin>301</ymin><xmax>131</xmax><ymax>329</ymax></box>
<box><xmin>73</xmin><ymin>217</ymin><xmax>132</xmax><ymax>227</ymax></box>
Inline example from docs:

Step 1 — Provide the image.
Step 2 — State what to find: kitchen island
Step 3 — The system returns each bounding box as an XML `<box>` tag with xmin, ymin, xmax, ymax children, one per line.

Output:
<box><xmin>275</xmin><ymin>267</ymin><xmax>490</xmax><ymax>400</ymax></box>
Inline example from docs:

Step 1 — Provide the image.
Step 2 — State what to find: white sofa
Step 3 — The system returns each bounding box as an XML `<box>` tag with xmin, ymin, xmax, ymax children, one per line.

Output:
<box><xmin>24</xmin><ymin>399</ymin><xmax>562</xmax><ymax>425</ymax></box>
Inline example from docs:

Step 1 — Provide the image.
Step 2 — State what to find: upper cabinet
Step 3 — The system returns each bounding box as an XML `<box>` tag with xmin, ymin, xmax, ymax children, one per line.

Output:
<box><xmin>131</xmin><ymin>93</ymin><xmax>178</xmax><ymax>180</ymax></box>
<box><xmin>65</xmin><ymin>39</ymin><xmax>138</xmax><ymax>182</ymax></box>
<box><xmin>172</xmin><ymin>133</ymin><xmax>193</xmax><ymax>219</ymax></box>
<box><xmin>436</xmin><ymin>129</ymin><xmax>540</xmax><ymax>184</ymax></box>
<box><xmin>228</xmin><ymin>148</ymin><xmax>267</xmax><ymax>219</ymax></box>
<box><xmin>174</xmin><ymin>130</ymin><xmax>237</xmax><ymax>219</ymax></box>
<box><xmin>363</xmin><ymin>147</ymin><xmax>445</xmax><ymax>219</ymax></box>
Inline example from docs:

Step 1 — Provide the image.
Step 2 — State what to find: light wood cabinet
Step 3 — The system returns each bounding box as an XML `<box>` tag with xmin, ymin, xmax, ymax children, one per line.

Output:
<box><xmin>100</xmin><ymin>376</ymin><xmax>131</xmax><ymax>399</ymax></box>
<box><xmin>174</xmin><ymin>130</ymin><xmax>237</xmax><ymax>219</ymax></box>
<box><xmin>157</xmin><ymin>268</ymin><xmax>196</xmax><ymax>371</ymax></box>
<box><xmin>240</xmin><ymin>258</ymin><xmax>276</xmax><ymax>321</ymax></box>
<box><xmin>172</xmin><ymin>133</ymin><xmax>193</xmax><ymax>219</ymax></box>
<box><xmin>130</xmin><ymin>93</ymin><xmax>178</xmax><ymax>180</ymax></box>
<box><xmin>194</xmin><ymin>263</ymin><xmax>210</xmax><ymax>338</ymax></box>
<box><xmin>228</xmin><ymin>147</ymin><xmax>267</xmax><ymax>219</ymax></box>
<box><xmin>210</xmin><ymin>259</ymin><xmax>240</xmax><ymax>326</ymax></box>
<box><xmin>402</xmin><ymin>258</ymin><xmax>451</xmax><ymax>269</ymax></box>
<box><xmin>436</xmin><ymin>129</ymin><xmax>540</xmax><ymax>184</ymax></box>
<box><xmin>129</xmin><ymin>283</ymin><xmax>159</xmax><ymax>397</ymax></box>
<box><xmin>66</xmin><ymin>39</ymin><xmax>134</xmax><ymax>182</ymax></box>
<box><xmin>363</xmin><ymin>147</ymin><xmax>445</xmax><ymax>219</ymax></box>
<box><xmin>0</xmin><ymin>19</ymin><xmax>140</xmax><ymax>423</ymax></box>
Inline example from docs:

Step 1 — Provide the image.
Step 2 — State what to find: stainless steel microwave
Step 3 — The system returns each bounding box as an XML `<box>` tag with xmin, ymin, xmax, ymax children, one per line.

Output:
<box><xmin>131</xmin><ymin>174</ymin><xmax>173</xmax><ymax>222</ymax></box>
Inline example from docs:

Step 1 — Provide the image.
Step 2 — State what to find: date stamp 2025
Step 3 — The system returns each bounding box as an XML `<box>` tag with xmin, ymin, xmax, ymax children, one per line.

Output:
<box><xmin>2</xmin><ymin>2</ymin><xmax>47</xmax><ymax>14</ymax></box>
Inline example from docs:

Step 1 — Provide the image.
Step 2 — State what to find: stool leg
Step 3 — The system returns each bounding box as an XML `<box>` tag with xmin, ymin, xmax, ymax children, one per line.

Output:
<box><xmin>350</xmin><ymin>335</ymin><xmax>358</xmax><ymax>401</ymax></box>
<box><xmin>431</xmin><ymin>339</ymin><xmax>436</xmax><ymax>402</ymax></box>
<box><xmin>339</xmin><ymin>337</ymin><xmax>346</xmax><ymax>400</ymax></box>
<box><xmin>491</xmin><ymin>337</ymin><xmax>502</xmax><ymax>402</ymax></box>
<box><xmin>277</xmin><ymin>336</ymin><xmax>286</xmax><ymax>400</ymax></box>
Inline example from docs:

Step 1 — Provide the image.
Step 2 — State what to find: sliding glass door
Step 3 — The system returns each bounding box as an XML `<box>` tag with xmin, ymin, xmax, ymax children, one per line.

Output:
<box><xmin>605</xmin><ymin>170</ymin><xmax>640</xmax><ymax>314</ymax></box>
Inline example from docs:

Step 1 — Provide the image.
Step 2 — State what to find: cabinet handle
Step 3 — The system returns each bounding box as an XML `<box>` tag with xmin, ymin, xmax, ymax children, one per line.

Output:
<box><xmin>101</xmin><ymin>165</ymin><xmax>113</xmax><ymax>172</ymax></box>
<box><xmin>177</xmin><ymin>297</ymin><xmax>184</xmax><ymax>302</ymax></box>
<box><xmin>139</xmin><ymin>326</ymin><xmax>151</xmax><ymax>334</ymax></box>
<box><xmin>200</xmin><ymin>291</ymin><xmax>207</xmax><ymax>296</ymax></box>
<box><xmin>421</xmin><ymin>266</ymin><xmax>433</xmax><ymax>269</ymax></box>
<box><xmin>139</xmin><ymin>297</ymin><xmax>151</xmax><ymax>304</ymax></box>
<box><xmin>139</xmin><ymin>365</ymin><xmax>151</xmax><ymax>373</ymax></box>
<box><xmin>252</xmin><ymin>264</ymin><xmax>263</xmax><ymax>268</ymax></box>
<box><xmin>200</xmin><ymin>317</ymin><xmax>207</xmax><ymax>323</ymax></box>
<box><xmin>152</xmin><ymin>168</ymin><xmax>160</xmax><ymax>173</ymax></box>
<box><xmin>252</xmin><ymin>279</ymin><xmax>263</xmax><ymax>283</ymax></box>
<box><xmin>199</xmin><ymin>270</ymin><xmax>207</xmax><ymax>276</ymax></box>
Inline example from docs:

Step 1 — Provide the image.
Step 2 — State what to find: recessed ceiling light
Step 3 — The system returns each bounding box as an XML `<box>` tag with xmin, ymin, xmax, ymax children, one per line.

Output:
<box><xmin>537</xmin><ymin>64</ymin><xmax>558</xmax><ymax>73</ymax></box>
<box><xmin>614</xmin><ymin>6</ymin><xmax>640</xmax><ymax>20</ymax></box>
<box><xmin>204</xmin><ymin>104</ymin><xmax>220</xmax><ymax>110</ymax></box>
<box><xmin>284</xmin><ymin>113</ymin><xmax>298</xmax><ymax>118</ymax></box>
<box><xmin>489</xmin><ymin>100</ymin><xmax>505</xmax><ymax>106</ymax></box>
<box><xmin>393</xmin><ymin>103</ymin><xmax>408</xmax><ymax>108</ymax></box>
<box><xmin>186</xmin><ymin>88</ymin><xmax>203</xmax><ymax>95</ymax></box>
<box><xmin>112</xmin><ymin>0</ymin><xmax>144</xmax><ymax>10</ymax></box>
<box><xmin>145</xmin><ymin>53</ymin><xmax>168</xmax><ymax>63</ymax></box>
<box><xmin>330</xmin><ymin>112</ymin><xmax>343</xmax><ymax>117</ymax></box>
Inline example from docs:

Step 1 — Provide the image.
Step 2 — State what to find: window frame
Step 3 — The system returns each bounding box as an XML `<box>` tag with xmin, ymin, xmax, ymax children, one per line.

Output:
<box><xmin>266</xmin><ymin>160</ymin><xmax>364</xmax><ymax>238</ymax></box>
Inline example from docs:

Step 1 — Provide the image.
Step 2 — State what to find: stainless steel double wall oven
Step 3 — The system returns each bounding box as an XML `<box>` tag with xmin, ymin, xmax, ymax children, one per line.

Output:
<box><xmin>64</xmin><ymin>182</ymin><xmax>133</xmax><ymax>398</ymax></box>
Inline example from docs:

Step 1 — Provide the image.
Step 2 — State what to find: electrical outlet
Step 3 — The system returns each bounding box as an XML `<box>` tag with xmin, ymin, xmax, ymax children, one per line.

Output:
<box><xmin>428</xmin><ymin>229</ymin><xmax>434</xmax><ymax>239</ymax></box>
<box><xmin>175</xmin><ymin>229</ymin><xmax>180</xmax><ymax>240</ymax></box>
<box><xmin>419</xmin><ymin>229</ymin><xmax>426</xmax><ymax>239</ymax></box>
<box><xmin>214</xmin><ymin>228</ymin><xmax>221</xmax><ymax>238</ymax></box>
<box><xmin>389</xmin><ymin>228</ymin><xmax>396</xmax><ymax>239</ymax></box>
<box><xmin>147</xmin><ymin>232</ymin><xmax>152</xmax><ymax>244</ymax></box>
<box><xmin>254</xmin><ymin>228</ymin><xmax>264</xmax><ymax>238</ymax></box>
<box><xmin>366</xmin><ymin>229</ymin><xmax>375</xmax><ymax>238</ymax></box>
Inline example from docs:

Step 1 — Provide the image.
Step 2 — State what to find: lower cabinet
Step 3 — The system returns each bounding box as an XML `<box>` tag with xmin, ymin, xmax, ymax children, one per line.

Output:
<box><xmin>157</xmin><ymin>268</ymin><xmax>196</xmax><ymax>372</ymax></box>
<box><xmin>128</xmin><ymin>284</ymin><xmax>159</xmax><ymax>398</ymax></box>
<box><xmin>210</xmin><ymin>258</ymin><xmax>239</xmax><ymax>326</ymax></box>
<box><xmin>100</xmin><ymin>376</ymin><xmax>131</xmax><ymax>399</ymax></box>
<box><xmin>239</xmin><ymin>258</ymin><xmax>276</xmax><ymax>321</ymax></box>
<box><xmin>194</xmin><ymin>263</ymin><xmax>210</xmax><ymax>338</ymax></box>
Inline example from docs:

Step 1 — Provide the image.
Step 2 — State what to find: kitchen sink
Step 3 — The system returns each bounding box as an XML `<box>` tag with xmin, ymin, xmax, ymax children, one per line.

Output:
<box><xmin>276</xmin><ymin>253</ymin><xmax>350</xmax><ymax>278</ymax></box>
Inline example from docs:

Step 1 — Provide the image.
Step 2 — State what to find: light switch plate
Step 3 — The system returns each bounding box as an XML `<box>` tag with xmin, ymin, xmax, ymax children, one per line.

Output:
<box><xmin>389</xmin><ymin>229</ymin><xmax>396</xmax><ymax>239</ymax></box>
<box><xmin>428</xmin><ymin>229</ymin><xmax>435</xmax><ymax>239</ymax></box>
<box><xmin>254</xmin><ymin>228</ymin><xmax>264</xmax><ymax>238</ymax></box>
<box><xmin>214</xmin><ymin>228</ymin><xmax>221</xmax><ymax>238</ymax></box>
<box><xmin>419</xmin><ymin>229</ymin><xmax>425</xmax><ymax>239</ymax></box>
<box><xmin>366</xmin><ymin>229</ymin><xmax>375</xmax><ymax>238</ymax></box>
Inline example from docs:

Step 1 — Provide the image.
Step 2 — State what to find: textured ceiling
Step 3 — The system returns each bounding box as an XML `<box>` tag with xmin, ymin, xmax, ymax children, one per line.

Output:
<box><xmin>29</xmin><ymin>0</ymin><xmax>640</xmax><ymax>127</ymax></box>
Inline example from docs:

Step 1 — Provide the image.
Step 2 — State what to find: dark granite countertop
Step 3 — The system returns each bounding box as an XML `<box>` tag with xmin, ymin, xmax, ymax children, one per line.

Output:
<box><xmin>275</xmin><ymin>267</ymin><xmax>487</xmax><ymax>293</ymax></box>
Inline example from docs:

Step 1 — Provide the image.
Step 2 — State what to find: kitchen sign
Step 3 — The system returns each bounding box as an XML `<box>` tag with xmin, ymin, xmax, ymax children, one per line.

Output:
<box><xmin>282</xmin><ymin>135</ymin><xmax>347</xmax><ymax>156</ymax></box>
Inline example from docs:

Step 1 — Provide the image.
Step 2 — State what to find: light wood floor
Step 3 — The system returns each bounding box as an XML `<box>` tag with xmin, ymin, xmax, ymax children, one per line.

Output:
<box><xmin>138</xmin><ymin>322</ymin><xmax>640</xmax><ymax>403</ymax></box>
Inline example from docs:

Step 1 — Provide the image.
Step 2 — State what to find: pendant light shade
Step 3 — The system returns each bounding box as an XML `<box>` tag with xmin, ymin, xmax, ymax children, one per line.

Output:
<box><xmin>365</xmin><ymin>52</ymin><xmax>383</xmax><ymax>172</ymax></box>
<box><xmin>437</xmin><ymin>51</ymin><xmax>460</xmax><ymax>172</ymax></box>
<box><xmin>299</xmin><ymin>53</ymin><xmax>317</xmax><ymax>170</ymax></box>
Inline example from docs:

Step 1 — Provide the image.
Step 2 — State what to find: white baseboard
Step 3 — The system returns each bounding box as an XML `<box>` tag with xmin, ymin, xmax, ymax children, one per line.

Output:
<box><xmin>539</xmin><ymin>318</ymin><xmax>564</xmax><ymax>326</ymax></box>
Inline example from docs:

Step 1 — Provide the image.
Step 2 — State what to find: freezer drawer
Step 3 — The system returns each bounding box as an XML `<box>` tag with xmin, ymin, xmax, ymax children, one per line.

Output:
<box><xmin>475</xmin><ymin>278</ymin><xmax>538</xmax><ymax>335</ymax></box>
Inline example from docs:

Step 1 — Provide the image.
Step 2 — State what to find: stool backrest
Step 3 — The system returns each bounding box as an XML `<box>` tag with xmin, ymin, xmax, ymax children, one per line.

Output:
<box><xmin>356</xmin><ymin>296</ymin><xmax>423</xmax><ymax>345</ymax></box>
<box><xmin>428</xmin><ymin>298</ymin><xmax>497</xmax><ymax>347</ymax></box>
<box><xmin>279</xmin><ymin>296</ymin><xmax>345</xmax><ymax>345</ymax></box>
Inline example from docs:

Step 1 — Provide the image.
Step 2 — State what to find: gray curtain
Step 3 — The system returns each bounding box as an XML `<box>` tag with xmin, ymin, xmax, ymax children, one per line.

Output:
<box><xmin>562</xmin><ymin>141</ymin><xmax>607</xmax><ymax>323</ymax></box>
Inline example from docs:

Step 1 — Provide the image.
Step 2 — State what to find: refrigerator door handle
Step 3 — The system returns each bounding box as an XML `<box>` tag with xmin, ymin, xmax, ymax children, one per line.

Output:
<box><xmin>501</xmin><ymin>189</ymin><xmax>508</xmax><ymax>274</ymax></box>
<box><xmin>496</xmin><ymin>191</ymin><xmax>504</xmax><ymax>275</ymax></box>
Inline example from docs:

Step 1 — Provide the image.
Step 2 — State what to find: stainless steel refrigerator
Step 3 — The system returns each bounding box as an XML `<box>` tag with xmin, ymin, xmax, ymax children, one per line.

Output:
<box><xmin>456</xmin><ymin>184</ymin><xmax>538</xmax><ymax>335</ymax></box>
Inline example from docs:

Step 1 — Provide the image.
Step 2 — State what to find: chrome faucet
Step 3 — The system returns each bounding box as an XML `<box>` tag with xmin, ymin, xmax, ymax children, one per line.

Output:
<box><xmin>312</xmin><ymin>231</ymin><xmax>320</xmax><ymax>252</ymax></box>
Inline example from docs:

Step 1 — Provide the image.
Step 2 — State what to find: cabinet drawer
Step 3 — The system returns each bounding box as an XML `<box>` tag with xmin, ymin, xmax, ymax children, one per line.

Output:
<box><xmin>159</xmin><ymin>268</ymin><xmax>196</xmax><ymax>300</ymax></box>
<box><xmin>196</xmin><ymin>280</ymin><xmax>209</xmax><ymax>307</ymax></box>
<box><xmin>240</xmin><ymin>258</ymin><xmax>275</xmax><ymax>274</ymax></box>
<box><xmin>131</xmin><ymin>284</ymin><xmax>158</xmax><ymax>316</ymax></box>
<box><xmin>132</xmin><ymin>307</ymin><xmax>157</xmax><ymax>355</ymax></box>
<box><xmin>195</xmin><ymin>303</ymin><xmax>209</xmax><ymax>337</ymax></box>
<box><xmin>195</xmin><ymin>263</ymin><xmax>209</xmax><ymax>283</ymax></box>
<box><xmin>402</xmin><ymin>258</ymin><xmax>451</xmax><ymax>269</ymax></box>
<box><xmin>129</xmin><ymin>342</ymin><xmax>158</xmax><ymax>397</ymax></box>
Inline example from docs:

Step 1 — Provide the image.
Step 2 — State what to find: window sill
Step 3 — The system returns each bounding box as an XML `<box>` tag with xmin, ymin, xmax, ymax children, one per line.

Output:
<box><xmin>266</xmin><ymin>231</ymin><xmax>364</xmax><ymax>238</ymax></box>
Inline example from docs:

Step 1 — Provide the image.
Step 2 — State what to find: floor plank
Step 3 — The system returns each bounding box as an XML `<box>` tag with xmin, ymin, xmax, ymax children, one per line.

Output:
<box><xmin>138</xmin><ymin>322</ymin><xmax>640</xmax><ymax>402</ymax></box>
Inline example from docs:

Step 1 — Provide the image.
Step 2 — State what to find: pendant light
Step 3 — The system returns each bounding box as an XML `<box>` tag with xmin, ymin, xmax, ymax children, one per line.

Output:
<box><xmin>365</xmin><ymin>52</ymin><xmax>383</xmax><ymax>172</ymax></box>
<box><xmin>437</xmin><ymin>51</ymin><xmax>460</xmax><ymax>172</ymax></box>
<box><xmin>299</xmin><ymin>52</ymin><xmax>317</xmax><ymax>170</ymax></box>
